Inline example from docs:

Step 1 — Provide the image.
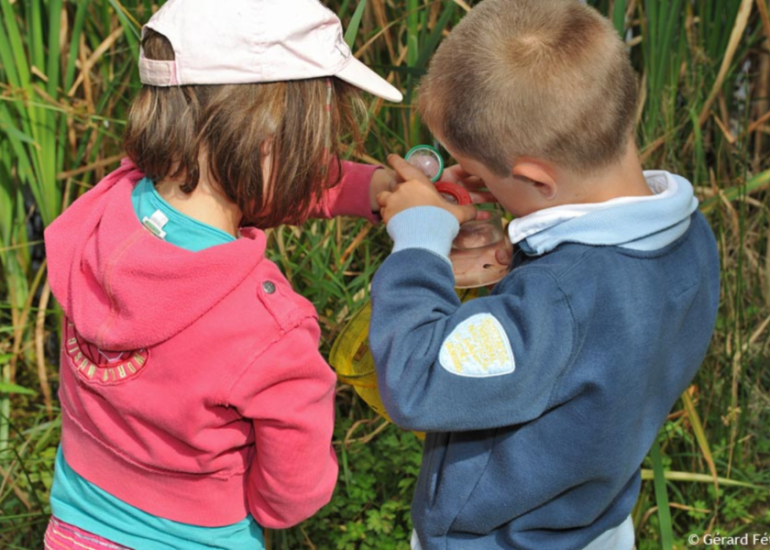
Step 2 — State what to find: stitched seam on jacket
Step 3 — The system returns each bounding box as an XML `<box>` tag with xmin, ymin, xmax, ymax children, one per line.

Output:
<box><xmin>542</xmin><ymin>270</ymin><xmax>580</xmax><ymax>411</ymax></box>
<box><xmin>224</xmin><ymin>312</ymin><xmax>319</xmax><ymax>407</ymax></box>
<box><xmin>95</xmin><ymin>229</ymin><xmax>149</xmax><ymax>348</ymax></box>
<box><xmin>445</xmin><ymin>429</ymin><xmax>500</xmax><ymax>537</ymax></box>
<box><xmin>62</xmin><ymin>402</ymin><xmax>245</xmax><ymax>479</ymax></box>
<box><xmin>503</xmin><ymin>269</ymin><xmax>579</xmax><ymax>413</ymax></box>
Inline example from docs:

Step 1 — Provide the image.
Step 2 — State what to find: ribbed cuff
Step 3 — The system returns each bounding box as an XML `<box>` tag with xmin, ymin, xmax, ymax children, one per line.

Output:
<box><xmin>387</xmin><ymin>206</ymin><xmax>459</xmax><ymax>264</ymax></box>
<box><xmin>329</xmin><ymin>161</ymin><xmax>382</xmax><ymax>223</ymax></box>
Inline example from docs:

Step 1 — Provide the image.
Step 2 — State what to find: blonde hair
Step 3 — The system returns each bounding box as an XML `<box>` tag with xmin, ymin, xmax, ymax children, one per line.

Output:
<box><xmin>418</xmin><ymin>0</ymin><xmax>638</xmax><ymax>176</ymax></box>
<box><xmin>124</xmin><ymin>30</ymin><xmax>365</xmax><ymax>228</ymax></box>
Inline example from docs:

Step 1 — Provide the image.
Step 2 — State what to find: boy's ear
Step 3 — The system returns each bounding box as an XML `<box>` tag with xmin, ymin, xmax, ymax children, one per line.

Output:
<box><xmin>511</xmin><ymin>160</ymin><xmax>558</xmax><ymax>200</ymax></box>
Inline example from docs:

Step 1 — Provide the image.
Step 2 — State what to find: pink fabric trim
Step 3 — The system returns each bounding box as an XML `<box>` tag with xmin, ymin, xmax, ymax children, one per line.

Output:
<box><xmin>45</xmin><ymin>517</ymin><xmax>131</xmax><ymax>550</ymax></box>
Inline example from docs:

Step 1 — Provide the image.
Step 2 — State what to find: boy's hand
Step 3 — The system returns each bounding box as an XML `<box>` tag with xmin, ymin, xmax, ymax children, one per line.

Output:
<box><xmin>378</xmin><ymin>155</ymin><xmax>477</xmax><ymax>225</ymax></box>
<box><xmin>441</xmin><ymin>164</ymin><xmax>497</xmax><ymax>204</ymax></box>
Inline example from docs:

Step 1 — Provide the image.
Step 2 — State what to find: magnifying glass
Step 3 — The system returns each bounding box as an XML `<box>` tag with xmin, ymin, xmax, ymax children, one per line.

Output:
<box><xmin>405</xmin><ymin>144</ymin><xmax>472</xmax><ymax>206</ymax></box>
<box><xmin>405</xmin><ymin>145</ymin><xmax>444</xmax><ymax>182</ymax></box>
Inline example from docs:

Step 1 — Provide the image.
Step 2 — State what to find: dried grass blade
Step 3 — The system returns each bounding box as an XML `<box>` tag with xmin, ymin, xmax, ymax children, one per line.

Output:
<box><xmin>34</xmin><ymin>281</ymin><xmax>53</xmax><ymax>418</ymax></box>
<box><xmin>640</xmin><ymin>469</ymin><xmax>764</xmax><ymax>489</ymax></box>
<box><xmin>67</xmin><ymin>26</ymin><xmax>124</xmax><ymax>97</ymax></box>
<box><xmin>451</xmin><ymin>0</ymin><xmax>471</xmax><ymax>12</ymax></box>
<box><xmin>756</xmin><ymin>0</ymin><xmax>770</xmax><ymax>44</ymax></box>
<box><xmin>681</xmin><ymin>391</ymin><xmax>718</xmax><ymax>493</ymax></box>
<box><xmin>56</xmin><ymin>153</ymin><xmax>123</xmax><ymax>180</ymax></box>
<box><xmin>696</xmin><ymin>0</ymin><xmax>753</xmax><ymax>127</ymax></box>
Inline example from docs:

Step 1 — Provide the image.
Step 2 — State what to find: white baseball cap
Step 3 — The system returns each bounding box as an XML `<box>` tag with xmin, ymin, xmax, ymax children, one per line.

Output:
<box><xmin>138</xmin><ymin>0</ymin><xmax>403</xmax><ymax>103</ymax></box>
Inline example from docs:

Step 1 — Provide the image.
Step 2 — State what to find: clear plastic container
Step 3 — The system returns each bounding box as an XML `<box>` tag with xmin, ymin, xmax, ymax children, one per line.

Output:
<box><xmin>450</xmin><ymin>212</ymin><xmax>509</xmax><ymax>288</ymax></box>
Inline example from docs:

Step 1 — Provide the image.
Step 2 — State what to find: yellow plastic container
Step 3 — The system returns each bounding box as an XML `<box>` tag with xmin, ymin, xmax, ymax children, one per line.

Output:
<box><xmin>330</xmin><ymin>288</ymin><xmax>482</xmax><ymax>438</ymax></box>
<box><xmin>329</xmin><ymin>300</ymin><xmax>389</xmax><ymax>416</ymax></box>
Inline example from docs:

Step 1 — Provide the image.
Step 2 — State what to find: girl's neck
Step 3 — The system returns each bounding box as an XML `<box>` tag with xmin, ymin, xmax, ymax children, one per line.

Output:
<box><xmin>155</xmin><ymin>167</ymin><xmax>243</xmax><ymax>238</ymax></box>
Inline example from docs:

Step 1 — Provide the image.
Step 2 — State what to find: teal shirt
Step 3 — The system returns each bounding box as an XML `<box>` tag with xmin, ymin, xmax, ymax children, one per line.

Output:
<box><xmin>131</xmin><ymin>176</ymin><xmax>237</xmax><ymax>250</ymax></box>
<box><xmin>50</xmin><ymin>178</ymin><xmax>263</xmax><ymax>550</ymax></box>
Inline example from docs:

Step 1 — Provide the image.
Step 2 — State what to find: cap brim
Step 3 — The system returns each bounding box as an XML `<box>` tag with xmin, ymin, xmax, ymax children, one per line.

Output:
<box><xmin>335</xmin><ymin>57</ymin><xmax>403</xmax><ymax>103</ymax></box>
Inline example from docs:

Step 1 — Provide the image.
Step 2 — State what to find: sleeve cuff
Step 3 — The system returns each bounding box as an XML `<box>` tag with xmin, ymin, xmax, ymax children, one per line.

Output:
<box><xmin>322</xmin><ymin>161</ymin><xmax>381</xmax><ymax>223</ymax></box>
<box><xmin>387</xmin><ymin>206</ymin><xmax>460</xmax><ymax>263</ymax></box>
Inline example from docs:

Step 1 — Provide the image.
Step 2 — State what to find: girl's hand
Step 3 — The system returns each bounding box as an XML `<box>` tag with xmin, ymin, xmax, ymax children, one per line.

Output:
<box><xmin>441</xmin><ymin>164</ymin><xmax>497</xmax><ymax>204</ymax></box>
<box><xmin>369</xmin><ymin>167</ymin><xmax>399</xmax><ymax>212</ymax></box>
<box><xmin>377</xmin><ymin>155</ymin><xmax>477</xmax><ymax>225</ymax></box>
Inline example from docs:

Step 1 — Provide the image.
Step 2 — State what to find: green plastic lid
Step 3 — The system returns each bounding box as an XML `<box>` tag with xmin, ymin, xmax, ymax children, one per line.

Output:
<box><xmin>405</xmin><ymin>144</ymin><xmax>444</xmax><ymax>183</ymax></box>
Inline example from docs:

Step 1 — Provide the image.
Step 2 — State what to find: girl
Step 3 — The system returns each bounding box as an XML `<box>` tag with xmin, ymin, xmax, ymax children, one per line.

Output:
<box><xmin>43</xmin><ymin>0</ymin><xmax>402</xmax><ymax>548</ymax></box>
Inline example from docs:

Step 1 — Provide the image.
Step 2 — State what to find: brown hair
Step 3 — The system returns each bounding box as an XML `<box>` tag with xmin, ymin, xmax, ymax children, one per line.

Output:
<box><xmin>124</xmin><ymin>29</ymin><xmax>365</xmax><ymax>228</ymax></box>
<box><xmin>418</xmin><ymin>0</ymin><xmax>638</xmax><ymax>176</ymax></box>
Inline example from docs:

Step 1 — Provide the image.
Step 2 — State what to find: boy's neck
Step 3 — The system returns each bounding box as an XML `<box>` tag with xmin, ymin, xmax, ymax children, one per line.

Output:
<box><xmin>557</xmin><ymin>141</ymin><xmax>651</xmax><ymax>205</ymax></box>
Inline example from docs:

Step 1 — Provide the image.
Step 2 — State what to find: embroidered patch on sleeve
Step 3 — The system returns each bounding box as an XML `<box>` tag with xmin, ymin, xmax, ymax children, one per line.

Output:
<box><xmin>438</xmin><ymin>314</ymin><xmax>515</xmax><ymax>377</ymax></box>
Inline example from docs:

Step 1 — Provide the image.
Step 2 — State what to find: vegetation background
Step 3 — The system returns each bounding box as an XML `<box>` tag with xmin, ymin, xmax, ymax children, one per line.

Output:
<box><xmin>1</xmin><ymin>0</ymin><xmax>769</xmax><ymax>548</ymax></box>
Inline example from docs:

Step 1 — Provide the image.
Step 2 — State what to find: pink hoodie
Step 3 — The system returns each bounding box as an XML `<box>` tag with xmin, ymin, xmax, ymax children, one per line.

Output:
<box><xmin>45</xmin><ymin>158</ymin><xmax>380</xmax><ymax>528</ymax></box>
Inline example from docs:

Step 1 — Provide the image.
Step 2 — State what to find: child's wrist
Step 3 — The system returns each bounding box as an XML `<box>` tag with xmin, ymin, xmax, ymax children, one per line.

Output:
<box><xmin>387</xmin><ymin>206</ymin><xmax>460</xmax><ymax>262</ymax></box>
<box><xmin>370</xmin><ymin>167</ymin><xmax>397</xmax><ymax>212</ymax></box>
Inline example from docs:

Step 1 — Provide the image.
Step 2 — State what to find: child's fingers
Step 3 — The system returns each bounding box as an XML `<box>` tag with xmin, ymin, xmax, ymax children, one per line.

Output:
<box><xmin>377</xmin><ymin>190</ymin><xmax>391</xmax><ymax>207</ymax></box>
<box><xmin>495</xmin><ymin>246</ymin><xmax>513</xmax><ymax>266</ymax></box>
<box><xmin>388</xmin><ymin>154</ymin><xmax>432</xmax><ymax>184</ymax></box>
<box><xmin>469</xmin><ymin>190</ymin><xmax>498</xmax><ymax>204</ymax></box>
<box><xmin>441</xmin><ymin>165</ymin><xmax>497</xmax><ymax>204</ymax></box>
<box><xmin>459</xmin><ymin>175</ymin><xmax>485</xmax><ymax>190</ymax></box>
<box><xmin>455</xmin><ymin>177</ymin><xmax>497</xmax><ymax>204</ymax></box>
<box><xmin>441</xmin><ymin>164</ymin><xmax>472</xmax><ymax>184</ymax></box>
<box><xmin>449</xmin><ymin>204</ymin><xmax>478</xmax><ymax>225</ymax></box>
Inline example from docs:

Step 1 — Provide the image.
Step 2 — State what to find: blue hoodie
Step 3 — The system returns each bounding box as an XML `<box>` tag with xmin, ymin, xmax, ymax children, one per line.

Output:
<box><xmin>369</xmin><ymin>172</ymin><xmax>719</xmax><ymax>550</ymax></box>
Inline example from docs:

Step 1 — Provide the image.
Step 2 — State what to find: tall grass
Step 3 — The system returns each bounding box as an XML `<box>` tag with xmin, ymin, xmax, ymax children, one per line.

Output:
<box><xmin>1</xmin><ymin>1</ymin><xmax>769</xmax><ymax>548</ymax></box>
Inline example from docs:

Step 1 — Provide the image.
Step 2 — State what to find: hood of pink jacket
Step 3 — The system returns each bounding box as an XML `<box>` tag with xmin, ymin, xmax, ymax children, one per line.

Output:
<box><xmin>45</xmin><ymin>159</ymin><xmax>267</xmax><ymax>351</ymax></box>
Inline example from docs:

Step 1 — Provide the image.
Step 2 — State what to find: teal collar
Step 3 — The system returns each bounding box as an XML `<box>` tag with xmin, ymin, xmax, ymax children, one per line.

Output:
<box><xmin>131</xmin><ymin>178</ymin><xmax>236</xmax><ymax>252</ymax></box>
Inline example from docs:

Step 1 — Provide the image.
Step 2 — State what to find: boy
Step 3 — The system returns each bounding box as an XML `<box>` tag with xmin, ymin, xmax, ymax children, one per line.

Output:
<box><xmin>370</xmin><ymin>1</ymin><xmax>719</xmax><ymax>549</ymax></box>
